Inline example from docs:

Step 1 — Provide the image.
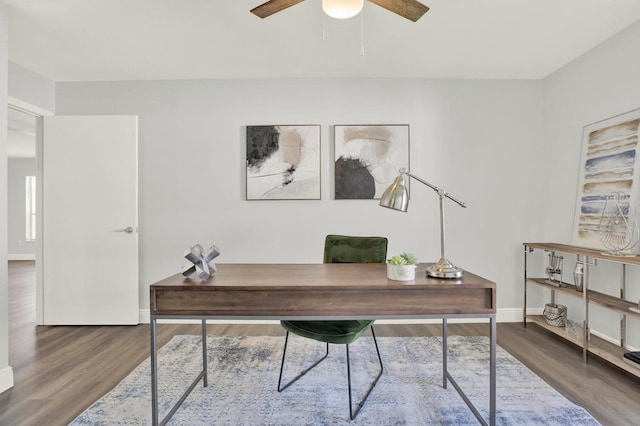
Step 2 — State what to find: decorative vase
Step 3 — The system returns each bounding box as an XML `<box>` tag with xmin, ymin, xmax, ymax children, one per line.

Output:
<box><xmin>387</xmin><ymin>264</ymin><xmax>416</xmax><ymax>281</ymax></box>
<box><xmin>573</xmin><ymin>263</ymin><xmax>584</xmax><ymax>292</ymax></box>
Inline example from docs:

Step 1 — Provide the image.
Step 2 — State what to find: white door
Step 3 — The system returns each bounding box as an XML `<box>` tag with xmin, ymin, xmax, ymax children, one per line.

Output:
<box><xmin>41</xmin><ymin>115</ymin><xmax>138</xmax><ymax>325</ymax></box>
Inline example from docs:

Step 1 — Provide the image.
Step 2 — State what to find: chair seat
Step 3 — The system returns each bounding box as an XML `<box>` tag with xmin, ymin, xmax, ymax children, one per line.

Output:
<box><xmin>281</xmin><ymin>320</ymin><xmax>375</xmax><ymax>345</ymax></box>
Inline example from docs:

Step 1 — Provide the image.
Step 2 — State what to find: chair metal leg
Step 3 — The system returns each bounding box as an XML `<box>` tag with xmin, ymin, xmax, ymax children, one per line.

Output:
<box><xmin>277</xmin><ymin>331</ymin><xmax>329</xmax><ymax>392</ymax></box>
<box><xmin>347</xmin><ymin>326</ymin><xmax>384</xmax><ymax>420</ymax></box>
<box><xmin>278</xmin><ymin>327</ymin><xmax>384</xmax><ymax>421</ymax></box>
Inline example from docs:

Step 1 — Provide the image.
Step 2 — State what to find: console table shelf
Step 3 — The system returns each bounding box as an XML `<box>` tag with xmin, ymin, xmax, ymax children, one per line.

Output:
<box><xmin>524</xmin><ymin>242</ymin><xmax>640</xmax><ymax>265</ymax></box>
<box><xmin>526</xmin><ymin>315</ymin><xmax>583</xmax><ymax>346</ymax></box>
<box><xmin>526</xmin><ymin>316</ymin><xmax>639</xmax><ymax>375</ymax></box>
<box><xmin>526</xmin><ymin>278</ymin><xmax>579</xmax><ymax>294</ymax></box>
<box><xmin>523</xmin><ymin>242</ymin><xmax>640</xmax><ymax>378</ymax></box>
<box><xmin>527</xmin><ymin>277</ymin><xmax>640</xmax><ymax>319</ymax></box>
<box><xmin>589</xmin><ymin>290</ymin><xmax>640</xmax><ymax>319</ymax></box>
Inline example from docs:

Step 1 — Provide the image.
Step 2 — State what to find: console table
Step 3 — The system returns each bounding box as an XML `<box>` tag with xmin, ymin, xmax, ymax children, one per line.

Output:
<box><xmin>523</xmin><ymin>242</ymin><xmax>640</xmax><ymax>375</ymax></box>
<box><xmin>149</xmin><ymin>263</ymin><xmax>497</xmax><ymax>425</ymax></box>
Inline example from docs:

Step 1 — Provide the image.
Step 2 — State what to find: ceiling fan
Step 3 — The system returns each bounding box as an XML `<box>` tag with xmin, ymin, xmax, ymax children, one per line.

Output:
<box><xmin>251</xmin><ymin>0</ymin><xmax>429</xmax><ymax>22</ymax></box>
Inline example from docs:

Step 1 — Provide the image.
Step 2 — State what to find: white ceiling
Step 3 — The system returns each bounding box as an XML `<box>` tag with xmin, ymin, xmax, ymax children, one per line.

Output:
<box><xmin>5</xmin><ymin>0</ymin><xmax>640</xmax><ymax>82</ymax></box>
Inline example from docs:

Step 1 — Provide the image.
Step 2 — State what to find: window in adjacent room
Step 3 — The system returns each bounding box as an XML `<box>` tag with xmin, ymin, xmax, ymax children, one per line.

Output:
<box><xmin>26</xmin><ymin>175</ymin><xmax>36</xmax><ymax>241</ymax></box>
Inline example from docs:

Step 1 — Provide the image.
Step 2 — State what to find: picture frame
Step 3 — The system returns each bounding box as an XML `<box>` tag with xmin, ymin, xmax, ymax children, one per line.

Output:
<box><xmin>246</xmin><ymin>125</ymin><xmax>321</xmax><ymax>200</ymax></box>
<box><xmin>333</xmin><ymin>124</ymin><xmax>410</xmax><ymax>199</ymax></box>
<box><xmin>571</xmin><ymin>108</ymin><xmax>640</xmax><ymax>250</ymax></box>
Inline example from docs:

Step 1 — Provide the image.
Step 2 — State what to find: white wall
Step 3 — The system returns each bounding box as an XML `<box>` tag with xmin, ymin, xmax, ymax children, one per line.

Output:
<box><xmin>0</xmin><ymin>1</ymin><xmax>13</xmax><ymax>394</ymax></box>
<box><xmin>55</xmin><ymin>78</ymin><xmax>545</xmax><ymax>315</ymax></box>
<box><xmin>8</xmin><ymin>62</ymin><xmax>55</xmax><ymax>113</ymax></box>
<box><xmin>8</xmin><ymin>158</ymin><xmax>36</xmax><ymax>257</ymax></box>
<box><xmin>35</xmin><ymin>20</ymin><xmax>640</xmax><ymax>339</ymax></box>
<box><xmin>542</xmin><ymin>20</ymin><xmax>640</xmax><ymax>348</ymax></box>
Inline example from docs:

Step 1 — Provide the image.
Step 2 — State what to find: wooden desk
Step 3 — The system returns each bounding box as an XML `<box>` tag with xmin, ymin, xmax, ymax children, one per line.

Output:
<box><xmin>150</xmin><ymin>263</ymin><xmax>497</xmax><ymax>425</ymax></box>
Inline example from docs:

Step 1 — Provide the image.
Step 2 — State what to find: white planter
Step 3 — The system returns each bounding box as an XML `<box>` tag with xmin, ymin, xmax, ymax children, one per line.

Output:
<box><xmin>387</xmin><ymin>264</ymin><xmax>416</xmax><ymax>281</ymax></box>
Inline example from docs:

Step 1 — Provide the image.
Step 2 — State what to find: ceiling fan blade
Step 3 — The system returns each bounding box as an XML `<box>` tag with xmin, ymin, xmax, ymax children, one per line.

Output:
<box><xmin>250</xmin><ymin>0</ymin><xmax>305</xmax><ymax>18</ymax></box>
<box><xmin>367</xmin><ymin>0</ymin><xmax>429</xmax><ymax>22</ymax></box>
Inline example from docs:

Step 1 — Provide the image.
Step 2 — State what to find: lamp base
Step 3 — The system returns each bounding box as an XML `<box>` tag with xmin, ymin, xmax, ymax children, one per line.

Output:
<box><xmin>426</xmin><ymin>258</ymin><xmax>464</xmax><ymax>279</ymax></box>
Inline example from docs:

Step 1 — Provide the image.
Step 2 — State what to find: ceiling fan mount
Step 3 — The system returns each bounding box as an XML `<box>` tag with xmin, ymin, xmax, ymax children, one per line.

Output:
<box><xmin>251</xmin><ymin>0</ymin><xmax>429</xmax><ymax>22</ymax></box>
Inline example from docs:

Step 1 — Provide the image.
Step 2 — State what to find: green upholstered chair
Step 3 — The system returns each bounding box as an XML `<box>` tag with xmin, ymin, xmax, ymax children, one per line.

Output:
<box><xmin>277</xmin><ymin>234</ymin><xmax>388</xmax><ymax>420</ymax></box>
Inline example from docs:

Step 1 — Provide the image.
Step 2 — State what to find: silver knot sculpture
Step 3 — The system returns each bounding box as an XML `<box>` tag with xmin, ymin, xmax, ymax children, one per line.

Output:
<box><xmin>182</xmin><ymin>244</ymin><xmax>220</xmax><ymax>280</ymax></box>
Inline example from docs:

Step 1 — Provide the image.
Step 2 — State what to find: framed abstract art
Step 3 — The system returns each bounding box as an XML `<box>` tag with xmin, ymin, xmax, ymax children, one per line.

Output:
<box><xmin>572</xmin><ymin>108</ymin><xmax>640</xmax><ymax>251</ymax></box>
<box><xmin>333</xmin><ymin>124</ymin><xmax>410</xmax><ymax>199</ymax></box>
<box><xmin>246</xmin><ymin>125</ymin><xmax>321</xmax><ymax>200</ymax></box>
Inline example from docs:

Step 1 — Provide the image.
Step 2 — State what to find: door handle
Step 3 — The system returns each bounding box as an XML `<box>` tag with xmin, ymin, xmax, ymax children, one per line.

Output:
<box><xmin>116</xmin><ymin>226</ymin><xmax>136</xmax><ymax>234</ymax></box>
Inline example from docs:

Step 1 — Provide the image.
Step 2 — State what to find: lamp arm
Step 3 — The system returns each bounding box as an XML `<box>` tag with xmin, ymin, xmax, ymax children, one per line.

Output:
<box><xmin>405</xmin><ymin>171</ymin><xmax>467</xmax><ymax>208</ymax></box>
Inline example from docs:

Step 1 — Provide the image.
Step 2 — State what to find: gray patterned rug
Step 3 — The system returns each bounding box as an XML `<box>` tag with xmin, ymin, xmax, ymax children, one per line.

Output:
<box><xmin>71</xmin><ymin>334</ymin><xmax>599</xmax><ymax>425</ymax></box>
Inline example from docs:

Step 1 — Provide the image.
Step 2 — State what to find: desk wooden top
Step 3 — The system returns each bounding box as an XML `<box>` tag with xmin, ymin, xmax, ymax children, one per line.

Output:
<box><xmin>150</xmin><ymin>263</ymin><xmax>496</xmax><ymax>319</ymax></box>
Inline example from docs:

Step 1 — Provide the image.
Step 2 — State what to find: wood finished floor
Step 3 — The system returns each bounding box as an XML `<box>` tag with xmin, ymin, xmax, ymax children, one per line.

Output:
<box><xmin>1</xmin><ymin>261</ymin><xmax>639</xmax><ymax>425</ymax></box>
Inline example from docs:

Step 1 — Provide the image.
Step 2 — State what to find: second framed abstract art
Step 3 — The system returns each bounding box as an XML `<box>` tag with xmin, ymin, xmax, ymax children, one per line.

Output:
<box><xmin>334</xmin><ymin>124</ymin><xmax>410</xmax><ymax>199</ymax></box>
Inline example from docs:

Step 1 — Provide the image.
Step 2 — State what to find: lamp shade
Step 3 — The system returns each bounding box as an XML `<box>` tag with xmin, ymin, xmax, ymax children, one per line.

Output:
<box><xmin>379</xmin><ymin>172</ymin><xmax>409</xmax><ymax>212</ymax></box>
<box><xmin>322</xmin><ymin>0</ymin><xmax>364</xmax><ymax>19</ymax></box>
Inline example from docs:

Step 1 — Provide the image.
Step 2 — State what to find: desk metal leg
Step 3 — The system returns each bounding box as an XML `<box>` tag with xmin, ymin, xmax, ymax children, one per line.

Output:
<box><xmin>150</xmin><ymin>317</ymin><xmax>159</xmax><ymax>426</ymax></box>
<box><xmin>201</xmin><ymin>319</ymin><xmax>208</xmax><ymax>387</ymax></box>
<box><xmin>150</xmin><ymin>318</ymin><xmax>209</xmax><ymax>426</ymax></box>
<box><xmin>489</xmin><ymin>315</ymin><xmax>496</xmax><ymax>425</ymax></box>
<box><xmin>442</xmin><ymin>315</ymin><xmax>496</xmax><ymax>426</ymax></box>
<box><xmin>442</xmin><ymin>318</ymin><xmax>448</xmax><ymax>389</ymax></box>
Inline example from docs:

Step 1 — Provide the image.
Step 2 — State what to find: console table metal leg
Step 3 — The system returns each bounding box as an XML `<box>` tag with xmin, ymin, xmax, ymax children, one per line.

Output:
<box><xmin>583</xmin><ymin>258</ymin><xmax>590</xmax><ymax>363</ymax></box>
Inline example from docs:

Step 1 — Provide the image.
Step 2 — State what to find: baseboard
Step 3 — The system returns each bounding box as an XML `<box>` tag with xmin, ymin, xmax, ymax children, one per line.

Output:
<box><xmin>0</xmin><ymin>366</ymin><xmax>14</xmax><ymax>394</ymax></box>
<box><xmin>139</xmin><ymin>308</ymin><xmax>525</xmax><ymax>325</ymax></box>
<box><xmin>590</xmin><ymin>329</ymin><xmax>619</xmax><ymax>346</ymax></box>
<box><xmin>525</xmin><ymin>307</ymin><xmax>544</xmax><ymax>316</ymax></box>
<box><xmin>589</xmin><ymin>329</ymin><xmax>639</xmax><ymax>351</ymax></box>
<box><xmin>8</xmin><ymin>254</ymin><xmax>35</xmax><ymax>261</ymax></box>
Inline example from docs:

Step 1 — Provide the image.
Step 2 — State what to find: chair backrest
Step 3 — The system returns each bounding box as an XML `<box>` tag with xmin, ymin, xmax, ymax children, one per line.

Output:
<box><xmin>323</xmin><ymin>234</ymin><xmax>388</xmax><ymax>264</ymax></box>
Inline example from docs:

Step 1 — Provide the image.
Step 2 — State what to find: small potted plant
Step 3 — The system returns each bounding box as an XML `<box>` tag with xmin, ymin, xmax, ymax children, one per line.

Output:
<box><xmin>387</xmin><ymin>252</ymin><xmax>418</xmax><ymax>281</ymax></box>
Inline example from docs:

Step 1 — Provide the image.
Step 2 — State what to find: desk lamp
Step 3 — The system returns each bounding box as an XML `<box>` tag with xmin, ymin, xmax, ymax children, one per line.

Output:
<box><xmin>379</xmin><ymin>168</ymin><xmax>467</xmax><ymax>279</ymax></box>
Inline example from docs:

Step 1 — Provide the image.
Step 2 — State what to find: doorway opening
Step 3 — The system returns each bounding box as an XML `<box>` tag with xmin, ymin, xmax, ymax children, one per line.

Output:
<box><xmin>7</xmin><ymin>104</ymin><xmax>42</xmax><ymax>331</ymax></box>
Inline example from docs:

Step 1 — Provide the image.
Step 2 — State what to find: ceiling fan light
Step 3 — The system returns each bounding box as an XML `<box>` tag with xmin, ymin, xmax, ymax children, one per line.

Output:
<box><xmin>322</xmin><ymin>0</ymin><xmax>364</xmax><ymax>19</ymax></box>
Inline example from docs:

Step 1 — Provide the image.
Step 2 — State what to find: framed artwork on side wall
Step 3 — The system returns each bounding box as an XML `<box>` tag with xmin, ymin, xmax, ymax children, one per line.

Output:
<box><xmin>246</xmin><ymin>125</ymin><xmax>321</xmax><ymax>200</ymax></box>
<box><xmin>333</xmin><ymin>124</ymin><xmax>410</xmax><ymax>199</ymax></box>
<box><xmin>572</xmin><ymin>108</ymin><xmax>640</xmax><ymax>252</ymax></box>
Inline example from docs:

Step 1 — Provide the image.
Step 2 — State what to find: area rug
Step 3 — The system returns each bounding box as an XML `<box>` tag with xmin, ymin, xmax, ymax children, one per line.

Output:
<box><xmin>70</xmin><ymin>335</ymin><xmax>600</xmax><ymax>425</ymax></box>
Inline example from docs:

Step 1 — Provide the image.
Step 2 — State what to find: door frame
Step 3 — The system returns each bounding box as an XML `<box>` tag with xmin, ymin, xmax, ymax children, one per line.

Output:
<box><xmin>8</xmin><ymin>96</ymin><xmax>52</xmax><ymax>325</ymax></box>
